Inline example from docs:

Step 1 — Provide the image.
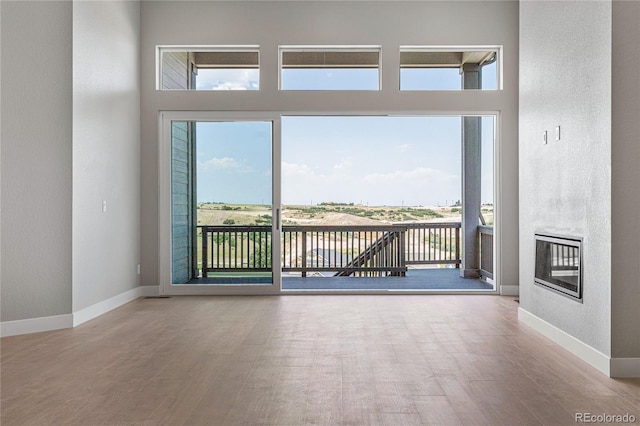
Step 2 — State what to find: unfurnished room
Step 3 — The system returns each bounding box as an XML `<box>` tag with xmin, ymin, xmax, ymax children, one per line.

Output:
<box><xmin>1</xmin><ymin>1</ymin><xmax>639</xmax><ymax>425</ymax></box>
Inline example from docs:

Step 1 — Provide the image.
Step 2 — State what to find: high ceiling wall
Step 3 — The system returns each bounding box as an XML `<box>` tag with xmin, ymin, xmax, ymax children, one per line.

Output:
<box><xmin>139</xmin><ymin>0</ymin><xmax>520</xmax><ymax>294</ymax></box>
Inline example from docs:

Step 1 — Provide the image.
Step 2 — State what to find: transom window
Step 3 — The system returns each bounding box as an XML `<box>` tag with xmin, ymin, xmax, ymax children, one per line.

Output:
<box><xmin>279</xmin><ymin>46</ymin><xmax>381</xmax><ymax>91</ymax></box>
<box><xmin>158</xmin><ymin>46</ymin><xmax>260</xmax><ymax>91</ymax></box>
<box><xmin>400</xmin><ymin>47</ymin><xmax>500</xmax><ymax>90</ymax></box>
<box><xmin>156</xmin><ymin>45</ymin><xmax>501</xmax><ymax>92</ymax></box>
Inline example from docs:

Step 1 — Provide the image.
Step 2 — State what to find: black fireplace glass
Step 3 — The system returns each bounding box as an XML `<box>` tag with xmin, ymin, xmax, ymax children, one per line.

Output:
<box><xmin>534</xmin><ymin>234</ymin><xmax>582</xmax><ymax>300</ymax></box>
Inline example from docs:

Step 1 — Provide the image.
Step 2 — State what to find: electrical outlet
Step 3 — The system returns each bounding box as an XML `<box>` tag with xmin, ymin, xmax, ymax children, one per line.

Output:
<box><xmin>137</xmin><ymin>264</ymin><xmax>141</xmax><ymax>275</ymax></box>
<box><xmin>555</xmin><ymin>126</ymin><xmax>561</xmax><ymax>141</ymax></box>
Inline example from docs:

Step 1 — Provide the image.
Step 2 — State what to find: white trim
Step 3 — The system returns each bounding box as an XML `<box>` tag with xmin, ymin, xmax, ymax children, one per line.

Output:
<box><xmin>518</xmin><ymin>307</ymin><xmax>611</xmax><ymax>376</ymax></box>
<box><xmin>156</xmin><ymin>45</ymin><xmax>260</xmax><ymax>90</ymax></box>
<box><xmin>140</xmin><ymin>285</ymin><xmax>160</xmax><ymax>297</ymax></box>
<box><xmin>610</xmin><ymin>358</ymin><xmax>640</xmax><ymax>378</ymax></box>
<box><xmin>493</xmin><ymin>113</ymin><xmax>502</xmax><ymax>293</ymax></box>
<box><xmin>500</xmin><ymin>284</ymin><xmax>519</xmax><ymax>296</ymax></box>
<box><xmin>1</xmin><ymin>314</ymin><xmax>73</xmax><ymax>337</ymax></box>
<box><xmin>272</xmin><ymin>118</ymin><xmax>283</xmax><ymax>291</ymax></box>
<box><xmin>1</xmin><ymin>287</ymin><xmax>157</xmax><ymax>337</ymax></box>
<box><xmin>73</xmin><ymin>287</ymin><xmax>141</xmax><ymax>327</ymax></box>
<box><xmin>159</xmin><ymin>111</ymin><xmax>501</xmax><ymax>296</ymax></box>
<box><xmin>282</xmin><ymin>289</ymin><xmax>497</xmax><ymax>295</ymax></box>
<box><xmin>158</xmin><ymin>45</ymin><xmax>260</xmax><ymax>53</ymax></box>
<box><xmin>159</xmin><ymin>112</ymin><xmax>282</xmax><ymax>296</ymax></box>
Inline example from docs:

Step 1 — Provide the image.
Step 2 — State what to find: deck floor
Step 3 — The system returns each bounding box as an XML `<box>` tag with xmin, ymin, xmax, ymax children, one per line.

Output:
<box><xmin>282</xmin><ymin>268</ymin><xmax>493</xmax><ymax>291</ymax></box>
<box><xmin>188</xmin><ymin>268</ymin><xmax>493</xmax><ymax>291</ymax></box>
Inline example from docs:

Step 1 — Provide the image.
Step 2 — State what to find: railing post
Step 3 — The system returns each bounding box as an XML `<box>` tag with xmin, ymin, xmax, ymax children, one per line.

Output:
<box><xmin>478</xmin><ymin>226</ymin><xmax>494</xmax><ymax>280</ymax></box>
<box><xmin>202</xmin><ymin>227</ymin><xmax>208</xmax><ymax>278</ymax></box>
<box><xmin>399</xmin><ymin>228</ymin><xmax>406</xmax><ymax>276</ymax></box>
<box><xmin>301</xmin><ymin>231</ymin><xmax>307</xmax><ymax>277</ymax></box>
<box><xmin>455</xmin><ymin>226</ymin><xmax>460</xmax><ymax>269</ymax></box>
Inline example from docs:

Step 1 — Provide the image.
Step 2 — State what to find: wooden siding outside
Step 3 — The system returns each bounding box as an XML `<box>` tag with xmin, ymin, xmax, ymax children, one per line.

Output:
<box><xmin>162</xmin><ymin>51</ymin><xmax>189</xmax><ymax>90</ymax></box>
<box><xmin>172</xmin><ymin>121</ymin><xmax>192</xmax><ymax>283</ymax></box>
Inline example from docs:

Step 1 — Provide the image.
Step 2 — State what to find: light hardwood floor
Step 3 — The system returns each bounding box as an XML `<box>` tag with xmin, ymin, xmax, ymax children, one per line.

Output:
<box><xmin>2</xmin><ymin>295</ymin><xmax>639</xmax><ymax>425</ymax></box>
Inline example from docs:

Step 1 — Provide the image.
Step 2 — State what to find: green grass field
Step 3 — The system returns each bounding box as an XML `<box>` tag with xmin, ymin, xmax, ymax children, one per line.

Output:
<box><xmin>196</xmin><ymin>202</ymin><xmax>493</xmax><ymax>227</ymax></box>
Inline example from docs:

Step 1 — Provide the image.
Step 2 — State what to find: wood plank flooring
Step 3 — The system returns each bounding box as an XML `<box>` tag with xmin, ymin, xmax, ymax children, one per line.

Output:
<box><xmin>1</xmin><ymin>295</ymin><xmax>639</xmax><ymax>425</ymax></box>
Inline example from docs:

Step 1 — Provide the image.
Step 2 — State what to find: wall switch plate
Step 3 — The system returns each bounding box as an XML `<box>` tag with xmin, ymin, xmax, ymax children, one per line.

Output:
<box><xmin>102</xmin><ymin>200</ymin><xmax>107</xmax><ymax>212</ymax></box>
<box><xmin>542</xmin><ymin>131</ymin><xmax>548</xmax><ymax>145</ymax></box>
<box><xmin>555</xmin><ymin>126</ymin><xmax>561</xmax><ymax>141</ymax></box>
<box><xmin>137</xmin><ymin>264</ymin><xmax>141</xmax><ymax>275</ymax></box>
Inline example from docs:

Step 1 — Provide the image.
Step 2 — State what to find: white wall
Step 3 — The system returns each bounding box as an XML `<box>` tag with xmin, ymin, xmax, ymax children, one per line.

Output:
<box><xmin>1</xmin><ymin>1</ymin><xmax>73</xmax><ymax>321</ymax></box>
<box><xmin>72</xmin><ymin>1</ymin><xmax>141</xmax><ymax>312</ymax></box>
<box><xmin>140</xmin><ymin>0</ymin><xmax>520</xmax><ymax>292</ymax></box>
<box><xmin>611</xmin><ymin>0</ymin><xmax>640</xmax><ymax>359</ymax></box>
<box><xmin>519</xmin><ymin>1</ymin><xmax>612</xmax><ymax>355</ymax></box>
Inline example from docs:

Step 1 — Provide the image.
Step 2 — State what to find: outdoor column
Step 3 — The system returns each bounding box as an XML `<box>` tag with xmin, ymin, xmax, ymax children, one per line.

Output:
<box><xmin>461</xmin><ymin>63</ymin><xmax>481</xmax><ymax>278</ymax></box>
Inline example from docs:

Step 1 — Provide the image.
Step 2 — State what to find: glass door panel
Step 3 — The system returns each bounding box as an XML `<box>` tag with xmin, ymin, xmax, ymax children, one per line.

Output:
<box><xmin>171</xmin><ymin>120</ymin><xmax>274</xmax><ymax>286</ymax></box>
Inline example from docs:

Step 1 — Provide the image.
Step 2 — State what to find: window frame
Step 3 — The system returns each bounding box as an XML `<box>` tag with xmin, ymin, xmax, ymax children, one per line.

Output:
<box><xmin>399</xmin><ymin>45</ymin><xmax>503</xmax><ymax>91</ymax></box>
<box><xmin>156</xmin><ymin>45</ymin><xmax>261</xmax><ymax>91</ymax></box>
<box><xmin>278</xmin><ymin>45</ymin><xmax>383</xmax><ymax>91</ymax></box>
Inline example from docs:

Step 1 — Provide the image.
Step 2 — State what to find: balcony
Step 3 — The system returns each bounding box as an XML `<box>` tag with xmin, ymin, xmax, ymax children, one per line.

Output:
<box><xmin>191</xmin><ymin>222</ymin><xmax>493</xmax><ymax>291</ymax></box>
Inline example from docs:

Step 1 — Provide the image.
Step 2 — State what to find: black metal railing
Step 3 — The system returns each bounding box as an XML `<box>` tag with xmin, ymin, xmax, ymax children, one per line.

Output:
<box><xmin>478</xmin><ymin>225</ymin><xmax>494</xmax><ymax>279</ymax></box>
<box><xmin>199</xmin><ymin>225</ymin><xmax>272</xmax><ymax>278</ymax></box>
<box><xmin>282</xmin><ymin>225</ymin><xmax>406</xmax><ymax>277</ymax></box>
<box><xmin>197</xmin><ymin>222</ymin><xmax>475</xmax><ymax>278</ymax></box>
<box><xmin>404</xmin><ymin>222</ymin><xmax>461</xmax><ymax>267</ymax></box>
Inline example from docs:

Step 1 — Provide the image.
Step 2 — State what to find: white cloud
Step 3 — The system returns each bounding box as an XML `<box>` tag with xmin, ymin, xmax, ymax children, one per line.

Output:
<box><xmin>364</xmin><ymin>167</ymin><xmax>455</xmax><ymax>184</ymax></box>
<box><xmin>282</xmin><ymin>161</ymin><xmax>459</xmax><ymax>206</ymax></box>
<box><xmin>195</xmin><ymin>69</ymin><xmax>259</xmax><ymax>91</ymax></box>
<box><xmin>333</xmin><ymin>160</ymin><xmax>352</xmax><ymax>171</ymax></box>
<box><xmin>200</xmin><ymin>156</ymin><xmax>252</xmax><ymax>173</ymax></box>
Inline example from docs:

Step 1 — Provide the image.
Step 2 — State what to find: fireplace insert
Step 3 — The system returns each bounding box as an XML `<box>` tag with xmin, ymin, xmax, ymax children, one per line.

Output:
<box><xmin>534</xmin><ymin>233</ymin><xmax>582</xmax><ymax>301</ymax></box>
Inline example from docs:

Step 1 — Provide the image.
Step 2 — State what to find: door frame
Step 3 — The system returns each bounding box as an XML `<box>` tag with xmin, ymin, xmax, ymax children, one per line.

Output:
<box><xmin>159</xmin><ymin>110</ymin><xmax>501</xmax><ymax>295</ymax></box>
<box><xmin>159</xmin><ymin>111</ymin><xmax>282</xmax><ymax>295</ymax></box>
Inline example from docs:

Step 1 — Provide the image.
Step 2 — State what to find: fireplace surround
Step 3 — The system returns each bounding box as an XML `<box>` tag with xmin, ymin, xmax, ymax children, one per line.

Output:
<box><xmin>534</xmin><ymin>233</ymin><xmax>583</xmax><ymax>301</ymax></box>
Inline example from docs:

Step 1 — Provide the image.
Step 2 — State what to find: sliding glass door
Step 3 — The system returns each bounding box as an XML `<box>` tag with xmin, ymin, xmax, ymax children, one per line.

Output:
<box><xmin>160</xmin><ymin>112</ymin><xmax>497</xmax><ymax>294</ymax></box>
<box><xmin>161</xmin><ymin>113</ymin><xmax>281</xmax><ymax>294</ymax></box>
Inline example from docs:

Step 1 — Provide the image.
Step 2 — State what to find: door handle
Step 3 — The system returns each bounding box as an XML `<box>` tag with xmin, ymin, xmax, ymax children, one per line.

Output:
<box><xmin>276</xmin><ymin>208</ymin><xmax>280</xmax><ymax>230</ymax></box>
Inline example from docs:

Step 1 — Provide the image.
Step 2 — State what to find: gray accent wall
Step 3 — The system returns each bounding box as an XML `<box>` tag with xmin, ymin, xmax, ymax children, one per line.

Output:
<box><xmin>1</xmin><ymin>1</ymin><xmax>73</xmax><ymax>321</ymax></box>
<box><xmin>519</xmin><ymin>0</ymin><xmax>612</xmax><ymax>355</ymax></box>
<box><xmin>520</xmin><ymin>0</ymin><xmax>640</xmax><ymax>359</ymax></box>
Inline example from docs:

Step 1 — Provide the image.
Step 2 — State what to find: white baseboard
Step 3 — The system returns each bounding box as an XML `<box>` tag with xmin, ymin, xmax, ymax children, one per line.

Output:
<box><xmin>140</xmin><ymin>285</ymin><xmax>159</xmax><ymax>297</ymax></box>
<box><xmin>518</xmin><ymin>307</ymin><xmax>611</xmax><ymax>376</ymax></box>
<box><xmin>73</xmin><ymin>287</ymin><xmax>142</xmax><ymax>327</ymax></box>
<box><xmin>0</xmin><ymin>314</ymin><xmax>73</xmax><ymax>338</ymax></box>
<box><xmin>500</xmin><ymin>284</ymin><xmax>519</xmax><ymax>296</ymax></box>
<box><xmin>610</xmin><ymin>358</ymin><xmax>640</xmax><ymax>378</ymax></box>
<box><xmin>2</xmin><ymin>286</ymin><xmax>152</xmax><ymax>337</ymax></box>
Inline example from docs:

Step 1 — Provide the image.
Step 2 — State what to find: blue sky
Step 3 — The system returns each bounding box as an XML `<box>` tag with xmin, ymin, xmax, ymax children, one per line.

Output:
<box><xmin>196</xmin><ymin>122</ymin><xmax>272</xmax><ymax>204</ymax></box>
<box><xmin>194</xmin><ymin>116</ymin><xmax>494</xmax><ymax>207</ymax></box>
<box><xmin>281</xmin><ymin>116</ymin><xmax>494</xmax><ymax>206</ymax></box>
<box><xmin>195</xmin><ymin>69</ymin><xmax>260</xmax><ymax>90</ymax></box>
